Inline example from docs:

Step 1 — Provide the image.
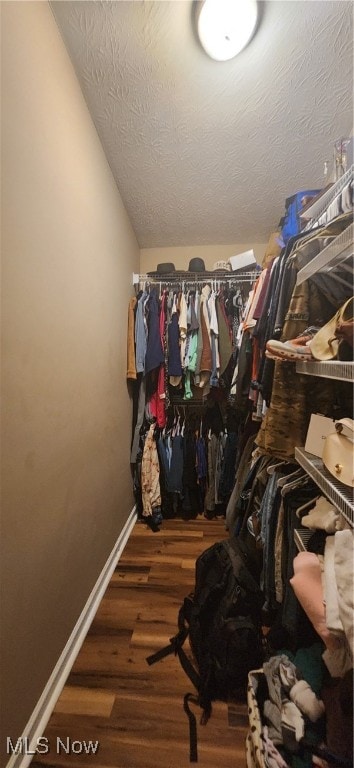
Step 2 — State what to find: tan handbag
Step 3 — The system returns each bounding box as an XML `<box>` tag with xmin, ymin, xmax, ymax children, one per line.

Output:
<box><xmin>322</xmin><ymin>418</ymin><xmax>354</xmax><ymax>488</ymax></box>
<box><xmin>309</xmin><ymin>297</ymin><xmax>354</xmax><ymax>361</ymax></box>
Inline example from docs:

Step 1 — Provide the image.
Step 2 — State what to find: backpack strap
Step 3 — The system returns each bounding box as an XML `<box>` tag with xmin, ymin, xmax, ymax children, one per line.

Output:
<box><xmin>146</xmin><ymin>609</ymin><xmax>204</xmax><ymax>764</ymax></box>
<box><xmin>175</xmin><ymin>643</ymin><xmax>201</xmax><ymax>691</ymax></box>
<box><xmin>147</xmin><ymin>600</ymin><xmax>201</xmax><ymax>686</ymax></box>
<box><xmin>146</xmin><ymin>625</ymin><xmax>188</xmax><ymax>666</ymax></box>
<box><xmin>146</xmin><ymin>602</ymin><xmax>201</xmax><ymax>692</ymax></box>
<box><xmin>183</xmin><ymin>693</ymin><xmax>212</xmax><ymax>764</ymax></box>
<box><xmin>183</xmin><ymin>694</ymin><xmax>199</xmax><ymax>763</ymax></box>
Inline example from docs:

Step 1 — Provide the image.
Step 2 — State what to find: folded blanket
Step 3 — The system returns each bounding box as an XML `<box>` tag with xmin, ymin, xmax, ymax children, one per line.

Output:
<box><xmin>324</xmin><ymin>536</ymin><xmax>344</xmax><ymax>635</ymax></box>
<box><xmin>334</xmin><ymin>530</ymin><xmax>354</xmax><ymax>658</ymax></box>
<box><xmin>290</xmin><ymin>552</ymin><xmax>342</xmax><ymax>651</ymax></box>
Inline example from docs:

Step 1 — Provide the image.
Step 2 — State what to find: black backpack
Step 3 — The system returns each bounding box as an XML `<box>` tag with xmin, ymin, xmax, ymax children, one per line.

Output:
<box><xmin>146</xmin><ymin>536</ymin><xmax>264</xmax><ymax>762</ymax></box>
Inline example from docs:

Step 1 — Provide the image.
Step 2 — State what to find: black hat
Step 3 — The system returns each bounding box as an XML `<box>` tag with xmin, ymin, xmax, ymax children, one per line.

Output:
<box><xmin>188</xmin><ymin>257</ymin><xmax>206</xmax><ymax>272</ymax></box>
<box><xmin>147</xmin><ymin>262</ymin><xmax>175</xmax><ymax>276</ymax></box>
<box><xmin>157</xmin><ymin>262</ymin><xmax>175</xmax><ymax>273</ymax></box>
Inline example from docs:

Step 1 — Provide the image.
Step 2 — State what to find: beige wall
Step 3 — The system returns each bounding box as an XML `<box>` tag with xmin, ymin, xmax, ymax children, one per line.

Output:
<box><xmin>140</xmin><ymin>243</ymin><xmax>267</xmax><ymax>273</ymax></box>
<box><xmin>0</xmin><ymin>1</ymin><xmax>139</xmax><ymax>758</ymax></box>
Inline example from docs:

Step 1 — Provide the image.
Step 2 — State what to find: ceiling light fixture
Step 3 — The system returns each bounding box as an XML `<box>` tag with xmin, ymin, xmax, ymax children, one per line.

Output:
<box><xmin>196</xmin><ymin>0</ymin><xmax>258</xmax><ymax>61</ymax></box>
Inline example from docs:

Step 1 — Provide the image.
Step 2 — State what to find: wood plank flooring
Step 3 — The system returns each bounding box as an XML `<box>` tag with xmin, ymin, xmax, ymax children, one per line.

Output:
<box><xmin>33</xmin><ymin>518</ymin><xmax>248</xmax><ymax>768</ymax></box>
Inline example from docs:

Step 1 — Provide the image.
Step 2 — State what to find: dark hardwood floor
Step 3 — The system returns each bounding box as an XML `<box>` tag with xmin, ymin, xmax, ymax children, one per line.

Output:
<box><xmin>33</xmin><ymin>518</ymin><xmax>248</xmax><ymax>768</ymax></box>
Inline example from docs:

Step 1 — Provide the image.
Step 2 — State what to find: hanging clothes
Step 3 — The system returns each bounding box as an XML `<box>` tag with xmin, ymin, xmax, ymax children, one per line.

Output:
<box><xmin>204</xmin><ymin>432</ymin><xmax>218</xmax><ymax>515</ymax></box>
<box><xmin>179</xmin><ymin>291</ymin><xmax>188</xmax><ymax>369</ymax></box>
<box><xmin>126</xmin><ymin>296</ymin><xmax>137</xmax><ymax>380</ymax></box>
<box><xmin>148</xmin><ymin>290</ymin><xmax>167</xmax><ymax>428</ymax></box>
<box><xmin>144</xmin><ymin>290</ymin><xmax>164</xmax><ymax>374</ymax></box>
<box><xmin>168</xmin><ymin>306</ymin><xmax>182</xmax><ymax>382</ymax></box>
<box><xmin>218</xmin><ymin>431</ymin><xmax>238</xmax><ymax>501</ymax></box>
<box><xmin>130</xmin><ymin>375</ymin><xmax>146</xmax><ymax>464</ymax></box>
<box><xmin>127</xmin><ymin>274</ymin><xmax>254</xmax><ymax>515</ymax></box>
<box><xmin>182</xmin><ymin>432</ymin><xmax>201</xmax><ymax>518</ymax></box>
<box><xmin>169</xmin><ymin>433</ymin><xmax>184</xmax><ymax>494</ymax></box>
<box><xmin>135</xmin><ymin>290</ymin><xmax>148</xmax><ymax>374</ymax></box>
<box><xmin>198</xmin><ymin>286</ymin><xmax>212</xmax><ymax>390</ymax></box>
<box><xmin>215</xmin><ymin>294</ymin><xmax>233</xmax><ymax>376</ymax></box>
<box><xmin>141</xmin><ymin>422</ymin><xmax>162</xmax><ymax>518</ymax></box>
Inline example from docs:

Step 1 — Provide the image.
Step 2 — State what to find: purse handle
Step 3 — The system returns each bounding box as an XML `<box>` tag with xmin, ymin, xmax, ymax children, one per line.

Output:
<box><xmin>335</xmin><ymin>418</ymin><xmax>354</xmax><ymax>440</ymax></box>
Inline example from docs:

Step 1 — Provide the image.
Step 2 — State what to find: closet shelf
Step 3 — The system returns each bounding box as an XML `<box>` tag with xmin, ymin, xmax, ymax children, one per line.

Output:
<box><xmin>132</xmin><ymin>269</ymin><xmax>259</xmax><ymax>286</ymax></box>
<box><xmin>295</xmin><ymin>360</ymin><xmax>354</xmax><ymax>382</ymax></box>
<box><xmin>295</xmin><ymin>447</ymin><xmax>354</xmax><ymax>526</ymax></box>
<box><xmin>296</xmin><ymin>222</ymin><xmax>353</xmax><ymax>285</ymax></box>
<box><xmin>294</xmin><ymin>528</ymin><xmax>316</xmax><ymax>552</ymax></box>
<box><xmin>302</xmin><ymin>164</ymin><xmax>353</xmax><ymax>230</ymax></box>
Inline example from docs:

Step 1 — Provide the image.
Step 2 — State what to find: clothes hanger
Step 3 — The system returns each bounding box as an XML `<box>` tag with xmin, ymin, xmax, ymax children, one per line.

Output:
<box><xmin>276</xmin><ymin>467</ymin><xmax>304</xmax><ymax>488</ymax></box>
<box><xmin>339</xmin><ymin>261</ymin><xmax>354</xmax><ymax>275</ymax></box>
<box><xmin>267</xmin><ymin>460</ymin><xmax>293</xmax><ymax>476</ymax></box>
<box><xmin>280</xmin><ymin>473</ymin><xmax>310</xmax><ymax>496</ymax></box>
<box><xmin>143</xmin><ymin>292</ymin><xmax>150</xmax><ymax>313</ymax></box>
<box><xmin>327</xmin><ymin>272</ymin><xmax>353</xmax><ymax>289</ymax></box>
<box><xmin>296</xmin><ymin>495</ymin><xmax>320</xmax><ymax>519</ymax></box>
<box><xmin>171</xmin><ymin>407</ymin><xmax>178</xmax><ymax>438</ymax></box>
<box><xmin>181</xmin><ymin>406</ymin><xmax>186</xmax><ymax>437</ymax></box>
<box><xmin>176</xmin><ymin>408</ymin><xmax>182</xmax><ymax>436</ymax></box>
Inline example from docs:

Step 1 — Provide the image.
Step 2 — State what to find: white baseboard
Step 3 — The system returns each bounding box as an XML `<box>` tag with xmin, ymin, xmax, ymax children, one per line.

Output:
<box><xmin>5</xmin><ymin>506</ymin><xmax>137</xmax><ymax>768</ymax></box>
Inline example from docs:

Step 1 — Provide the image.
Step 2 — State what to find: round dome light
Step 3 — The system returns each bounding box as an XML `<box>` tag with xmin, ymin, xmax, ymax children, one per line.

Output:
<box><xmin>197</xmin><ymin>0</ymin><xmax>258</xmax><ymax>61</ymax></box>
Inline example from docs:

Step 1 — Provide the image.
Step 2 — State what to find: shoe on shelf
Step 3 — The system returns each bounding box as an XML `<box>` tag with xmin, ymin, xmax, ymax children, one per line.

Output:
<box><xmin>266</xmin><ymin>327</ymin><xmax>320</xmax><ymax>362</ymax></box>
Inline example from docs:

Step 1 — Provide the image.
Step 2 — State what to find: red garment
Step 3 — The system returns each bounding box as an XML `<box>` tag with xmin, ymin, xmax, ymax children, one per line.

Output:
<box><xmin>253</xmin><ymin>263</ymin><xmax>274</xmax><ymax>320</ymax></box>
<box><xmin>149</xmin><ymin>292</ymin><xmax>167</xmax><ymax>428</ymax></box>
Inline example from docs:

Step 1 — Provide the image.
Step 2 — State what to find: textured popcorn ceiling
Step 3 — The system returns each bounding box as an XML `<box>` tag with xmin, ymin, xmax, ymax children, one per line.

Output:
<box><xmin>51</xmin><ymin>0</ymin><xmax>353</xmax><ymax>248</ymax></box>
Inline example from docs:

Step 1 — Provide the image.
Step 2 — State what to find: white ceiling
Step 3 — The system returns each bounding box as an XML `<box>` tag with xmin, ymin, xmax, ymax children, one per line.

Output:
<box><xmin>51</xmin><ymin>0</ymin><xmax>353</xmax><ymax>248</ymax></box>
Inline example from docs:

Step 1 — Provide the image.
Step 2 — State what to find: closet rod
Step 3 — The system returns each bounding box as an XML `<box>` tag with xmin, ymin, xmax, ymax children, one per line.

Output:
<box><xmin>132</xmin><ymin>270</ymin><xmax>259</xmax><ymax>287</ymax></box>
